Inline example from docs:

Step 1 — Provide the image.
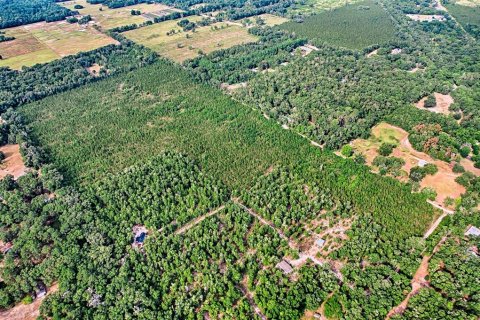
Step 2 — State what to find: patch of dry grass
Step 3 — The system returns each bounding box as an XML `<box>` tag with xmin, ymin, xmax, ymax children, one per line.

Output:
<box><xmin>125</xmin><ymin>19</ymin><xmax>258</xmax><ymax>62</ymax></box>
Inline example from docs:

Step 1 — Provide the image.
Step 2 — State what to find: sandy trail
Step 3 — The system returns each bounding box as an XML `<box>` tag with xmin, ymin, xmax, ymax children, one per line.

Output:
<box><xmin>174</xmin><ymin>205</ymin><xmax>225</xmax><ymax>235</ymax></box>
<box><xmin>386</xmin><ymin>236</ymin><xmax>447</xmax><ymax>319</ymax></box>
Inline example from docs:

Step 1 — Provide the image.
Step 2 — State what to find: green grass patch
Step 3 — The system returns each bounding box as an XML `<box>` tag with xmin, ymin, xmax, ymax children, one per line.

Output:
<box><xmin>278</xmin><ymin>0</ymin><xmax>396</xmax><ymax>49</ymax></box>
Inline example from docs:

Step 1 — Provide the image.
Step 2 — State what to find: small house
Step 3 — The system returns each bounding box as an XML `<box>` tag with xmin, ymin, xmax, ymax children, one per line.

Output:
<box><xmin>465</xmin><ymin>226</ymin><xmax>480</xmax><ymax>237</ymax></box>
<box><xmin>132</xmin><ymin>225</ymin><xmax>148</xmax><ymax>247</ymax></box>
<box><xmin>35</xmin><ymin>283</ymin><xmax>47</xmax><ymax>300</ymax></box>
<box><xmin>315</xmin><ymin>238</ymin><xmax>326</xmax><ymax>248</ymax></box>
<box><xmin>276</xmin><ymin>260</ymin><xmax>293</xmax><ymax>274</ymax></box>
<box><xmin>313</xmin><ymin>313</ymin><xmax>322</xmax><ymax>319</ymax></box>
<box><xmin>418</xmin><ymin>159</ymin><xmax>428</xmax><ymax>167</ymax></box>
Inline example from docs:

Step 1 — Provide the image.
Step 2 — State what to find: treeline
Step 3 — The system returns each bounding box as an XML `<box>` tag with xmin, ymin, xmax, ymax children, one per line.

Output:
<box><xmin>0</xmin><ymin>40</ymin><xmax>157</xmax><ymax>112</ymax></box>
<box><xmin>186</xmin><ymin>27</ymin><xmax>306</xmax><ymax>84</ymax></box>
<box><xmin>0</xmin><ymin>0</ymin><xmax>76</xmax><ymax>28</ymax></box>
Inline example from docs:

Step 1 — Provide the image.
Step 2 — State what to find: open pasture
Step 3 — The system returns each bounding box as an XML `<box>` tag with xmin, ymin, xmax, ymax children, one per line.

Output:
<box><xmin>0</xmin><ymin>21</ymin><xmax>117</xmax><ymax>69</ymax></box>
<box><xmin>125</xmin><ymin>19</ymin><xmax>258</xmax><ymax>62</ymax></box>
<box><xmin>60</xmin><ymin>0</ymin><xmax>181</xmax><ymax>29</ymax></box>
<box><xmin>279</xmin><ymin>0</ymin><xmax>396</xmax><ymax>49</ymax></box>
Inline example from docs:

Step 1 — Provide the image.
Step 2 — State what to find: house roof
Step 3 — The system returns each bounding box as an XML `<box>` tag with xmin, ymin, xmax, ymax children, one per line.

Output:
<box><xmin>465</xmin><ymin>226</ymin><xmax>480</xmax><ymax>237</ymax></box>
<box><xmin>315</xmin><ymin>238</ymin><xmax>326</xmax><ymax>247</ymax></box>
<box><xmin>276</xmin><ymin>260</ymin><xmax>293</xmax><ymax>274</ymax></box>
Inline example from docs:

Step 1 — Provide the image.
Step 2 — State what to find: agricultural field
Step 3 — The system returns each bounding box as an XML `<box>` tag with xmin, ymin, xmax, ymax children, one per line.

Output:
<box><xmin>279</xmin><ymin>0</ymin><xmax>396</xmax><ymax>49</ymax></box>
<box><xmin>0</xmin><ymin>21</ymin><xmax>117</xmax><ymax>69</ymax></box>
<box><xmin>60</xmin><ymin>0</ymin><xmax>183</xmax><ymax>30</ymax></box>
<box><xmin>125</xmin><ymin>19</ymin><xmax>258</xmax><ymax>62</ymax></box>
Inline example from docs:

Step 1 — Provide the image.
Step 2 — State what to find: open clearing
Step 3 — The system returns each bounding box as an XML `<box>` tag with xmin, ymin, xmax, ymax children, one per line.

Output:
<box><xmin>0</xmin><ymin>21</ymin><xmax>117</xmax><ymax>70</ymax></box>
<box><xmin>60</xmin><ymin>0</ymin><xmax>181</xmax><ymax>30</ymax></box>
<box><xmin>414</xmin><ymin>93</ymin><xmax>454</xmax><ymax>115</ymax></box>
<box><xmin>289</xmin><ymin>0</ymin><xmax>364</xmax><ymax>15</ymax></box>
<box><xmin>0</xmin><ymin>283</ymin><xmax>58</xmax><ymax>320</ymax></box>
<box><xmin>125</xmin><ymin>19</ymin><xmax>258</xmax><ymax>62</ymax></box>
<box><xmin>406</xmin><ymin>14</ymin><xmax>446</xmax><ymax>22</ymax></box>
<box><xmin>278</xmin><ymin>0</ymin><xmax>396</xmax><ymax>49</ymax></box>
<box><xmin>0</xmin><ymin>144</ymin><xmax>28</xmax><ymax>180</ymax></box>
<box><xmin>351</xmin><ymin>122</ymin><xmax>466</xmax><ymax>204</ymax></box>
<box><xmin>243</xmin><ymin>13</ymin><xmax>290</xmax><ymax>26</ymax></box>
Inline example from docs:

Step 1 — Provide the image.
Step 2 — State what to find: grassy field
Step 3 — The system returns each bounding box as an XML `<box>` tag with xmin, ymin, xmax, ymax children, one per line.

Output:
<box><xmin>289</xmin><ymin>0</ymin><xmax>364</xmax><ymax>15</ymax></box>
<box><xmin>125</xmin><ymin>19</ymin><xmax>258</xmax><ymax>62</ymax></box>
<box><xmin>60</xmin><ymin>0</ymin><xmax>181</xmax><ymax>29</ymax></box>
<box><xmin>279</xmin><ymin>0</ymin><xmax>396</xmax><ymax>49</ymax></box>
<box><xmin>20</xmin><ymin>60</ymin><xmax>437</xmax><ymax>240</ymax></box>
<box><xmin>242</xmin><ymin>13</ymin><xmax>290</xmax><ymax>26</ymax></box>
<box><xmin>0</xmin><ymin>21</ymin><xmax>117</xmax><ymax>69</ymax></box>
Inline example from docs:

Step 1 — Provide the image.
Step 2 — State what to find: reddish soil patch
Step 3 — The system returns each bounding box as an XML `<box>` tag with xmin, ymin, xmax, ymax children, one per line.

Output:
<box><xmin>0</xmin><ymin>31</ymin><xmax>45</xmax><ymax>59</ymax></box>
<box><xmin>460</xmin><ymin>158</ymin><xmax>480</xmax><ymax>176</ymax></box>
<box><xmin>0</xmin><ymin>144</ymin><xmax>28</xmax><ymax>180</ymax></box>
<box><xmin>415</xmin><ymin>93</ymin><xmax>454</xmax><ymax>115</ymax></box>
<box><xmin>0</xmin><ymin>283</ymin><xmax>58</xmax><ymax>320</ymax></box>
<box><xmin>86</xmin><ymin>63</ymin><xmax>103</xmax><ymax>77</ymax></box>
<box><xmin>352</xmin><ymin>123</ymin><xmax>465</xmax><ymax>204</ymax></box>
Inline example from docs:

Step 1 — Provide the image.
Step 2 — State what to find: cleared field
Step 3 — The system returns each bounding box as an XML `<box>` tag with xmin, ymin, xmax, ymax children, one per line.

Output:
<box><xmin>125</xmin><ymin>19</ymin><xmax>258</xmax><ymax>62</ymax></box>
<box><xmin>60</xmin><ymin>0</ymin><xmax>181</xmax><ymax>29</ymax></box>
<box><xmin>0</xmin><ymin>21</ymin><xmax>117</xmax><ymax>69</ymax></box>
<box><xmin>289</xmin><ymin>0</ymin><xmax>364</xmax><ymax>15</ymax></box>
<box><xmin>350</xmin><ymin>122</ymin><xmax>466</xmax><ymax>204</ymax></box>
<box><xmin>243</xmin><ymin>13</ymin><xmax>290</xmax><ymax>26</ymax></box>
<box><xmin>279</xmin><ymin>0</ymin><xmax>396</xmax><ymax>49</ymax></box>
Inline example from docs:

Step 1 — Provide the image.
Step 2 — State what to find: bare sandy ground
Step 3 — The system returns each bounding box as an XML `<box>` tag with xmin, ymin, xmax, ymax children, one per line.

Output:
<box><xmin>415</xmin><ymin>93</ymin><xmax>454</xmax><ymax>115</ymax></box>
<box><xmin>0</xmin><ymin>283</ymin><xmax>58</xmax><ymax>320</ymax></box>
<box><xmin>0</xmin><ymin>144</ymin><xmax>28</xmax><ymax>180</ymax></box>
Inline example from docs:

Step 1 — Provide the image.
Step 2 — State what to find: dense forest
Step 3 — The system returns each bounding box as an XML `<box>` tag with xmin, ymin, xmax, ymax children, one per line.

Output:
<box><xmin>0</xmin><ymin>0</ymin><xmax>479</xmax><ymax>318</ymax></box>
<box><xmin>0</xmin><ymin>0</ymin><xmax>76</xmax><ymax>28</ymax></box>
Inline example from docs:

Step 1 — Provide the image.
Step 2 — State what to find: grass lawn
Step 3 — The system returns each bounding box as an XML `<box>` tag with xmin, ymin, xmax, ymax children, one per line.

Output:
<box><xmin>125</xmin><ymin>19</ymin><xmax>258</xmax><ymax>62</ymax></box>
<box><xmin>279</xmin><ymin>0</ymin><xmax>396</xmax><ymax>49</ymax></box>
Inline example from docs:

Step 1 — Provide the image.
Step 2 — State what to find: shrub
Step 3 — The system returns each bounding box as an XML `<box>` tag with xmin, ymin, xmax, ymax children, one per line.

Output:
<box><xmin>459</xmin><ymin>145</ymin><xmax>471</xmax><ymax>158</ymax></box>
<box><xmin>378</xmin><ymin>142</ymin><xmax>396</xmax><ymax>156</ymax></box>
<box><xmin>21</xmin><ymin>295</ymin><xmax>33</xmax><ymax>305</ymax></box>
<box><xmin>341</xmin><ymin>145</ymin><xmax>353</xmax><ymax>157</ymax></box>
<box><xmin>452</xmin><ymin>163</ymin><xmax>465</xmax><ymax>173</ymax></box>
<box><xmin>74</xmin><ymin>4</ymin><xmax>84</xmax><ymax>9</ymax></box>
<box><xmin>424</xmin><ymin>94</ymin><xmax>436</xmax><ymax>108</ymax></box>
<box><xmin>0</xmin><ymin>151</ymin><xmax>5</xmax><ymax>162</ymax></box>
